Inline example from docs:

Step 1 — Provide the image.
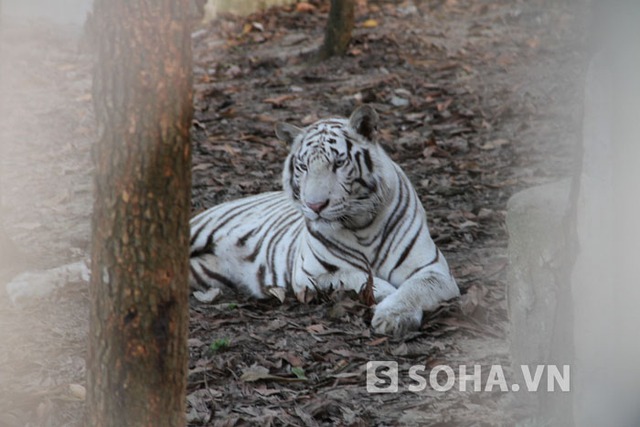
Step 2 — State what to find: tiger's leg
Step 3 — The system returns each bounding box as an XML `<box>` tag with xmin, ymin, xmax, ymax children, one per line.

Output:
<box><xmin>371</xmin><ymin>271</ymin><xmax>459</xmax><ymax>335</ymax></box>
<box><xmin>190</xmin><ymin>250</ymin><xmax>273</xmax><ymax>302</ymax></box>
<box><xmin>293</xmin><ymin>270</ymin><xmax>397</xmax><ymax>303</ymax></box>
<box><xmin>189</xmin><ymin>254</ymin><xmax>231</xmax><ymax>303</ymax></box>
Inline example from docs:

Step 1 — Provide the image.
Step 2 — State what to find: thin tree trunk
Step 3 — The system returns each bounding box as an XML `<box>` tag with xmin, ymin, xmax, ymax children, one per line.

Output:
<box><xmin>86</xmin><ymin>1</ymin><xmax>193</xmax><ymax>426</ymax></box>
<box><xmin>318</xmin><ymin>0</ymin><xmax>355</xmax><ymax>60</ymax></box>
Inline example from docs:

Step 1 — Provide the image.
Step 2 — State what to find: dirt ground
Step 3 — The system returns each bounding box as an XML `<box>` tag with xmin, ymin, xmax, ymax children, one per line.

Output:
<box><xmin>0</xmin><ymin>0</ymin><xmax>585</xmax><ymax>425</ymax></box>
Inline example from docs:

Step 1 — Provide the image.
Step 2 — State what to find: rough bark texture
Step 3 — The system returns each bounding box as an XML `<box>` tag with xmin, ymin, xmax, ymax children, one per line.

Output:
<box><xmin>86</xmin><ymin>1</ymin><xmax>193</xmax><ymax>426</ymax></box>
<box><xmin>318</xmin><ymin>0</ymin><xmax>354</xmax><ymax>60</ymax></box>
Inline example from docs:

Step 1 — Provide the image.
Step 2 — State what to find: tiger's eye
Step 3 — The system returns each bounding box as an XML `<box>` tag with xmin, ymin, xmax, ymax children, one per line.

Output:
<box><xmin>299</xmin><ymin>162</ymin><xmax>308</xmax><ymax>171</ymax></box>
<box><xmin>335</xmin><ymin>158</ymin><xmax>346</xmax><ymax>168</ymax></box>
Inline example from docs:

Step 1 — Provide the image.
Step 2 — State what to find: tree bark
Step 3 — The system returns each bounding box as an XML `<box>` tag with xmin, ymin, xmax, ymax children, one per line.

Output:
<box><xmin>86</xmin><ymin>1</ymin><xmax>193</xmax><ymax>426</ymax></box>
<box><xmin>318</xmin><ymin>0</ymin><xmax>355</xmax><ymax>60</ymax></box>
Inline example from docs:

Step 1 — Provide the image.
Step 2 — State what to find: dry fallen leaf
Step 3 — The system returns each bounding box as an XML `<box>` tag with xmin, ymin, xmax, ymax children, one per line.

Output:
<box><xmin>187</xmin><ymin>338</ymin><xmax>205</xmax><ymax>347</ymax></box>
<box><xmin>240</xmin><ymin>365</ymin><xmax>271</xmax><ymax>382</ymax></box>
<box><xmin>460</xmin><ymin>284</ymin><xmax>488</xmax><ymax>316</ymax></box>
<box><xmin>275</xmin><ymin>351</ymin><xmax>303</xmax><ymax>367</ymax></box>
<box><xmin>480</xmin><ymin>138</ymin><xmax>510</xmax><ymax>150</ymax></box>
<box><xmin>367</xmin><ymin>337</ymin><xmax>388</xmax><ymax>346</ymax></box>
<box><xmin>359</xmin><ymin>270</ymin><xmax>375</xmax><ymax>306</ymax></box>
<box><xmin>455</xmin><ymin>264</ymin><xmax>484</xmax><ymax>278</ymax></box>
<box><xmin>457</xmin><ymin>220</ymin><xmax>479</xmax><ymax>230</ymax></box>
<box><xmin>477</xmin><ymin>208</ymin><xmax>495</xmax><ymax>220</ymax></box>
<box><xmin>295</xmin><ymin>2</ymin><xmax>316</xmax><ymax>13</ymax></box>
<box><xmin>361</xmin><ymin>19</ymin><xmax>379</xmax><ymax>28</ymax></box>
<box><xmin>68</xmin><ymin>384</ymin><xmax>86</xmax><ymax>401</ymax></box>
<box><xmin>301</xmin><ymin>114</ymin><xmax>320</xmax><ymax>125</ymax></box>
<box><xmin>306</xmin><ymin>323</ymin><xmax>325</xmax><ymax>334</ymax></box>
<box><xmin>267</xmin><ymin>287</ymin><xmax>286</xmax><ymax>303</ymax></box>
<box><xmin>192</xmin><ymin>162</ymin><xmax>214</xmax><ymax>171</ymax></box>
<box><xmin>391</xmin><ymin>342</ymin><xmax>408</xmax><ymax>356</ymax></box>
<box><xmin>526</xmin><ymin>36</ymin><xmax>540</xmax><ymax>49</ymax></box>
<box><xmin>263</xmin><ymin>94</ymin><xmax>295</xmax><ymax>106</ymax></box>
<box><xmin>241</xmin><ymin>364</ymin><xmax>307</xmax><ymax>383</ymax></box>
<box><xmin>254</xmin><ymin>386</ymin><xmax>281</xmax><ymax>396</ymax></box>
<box><xmin>242</xmin><ymin>22</ymin><xmax>264</xmax><ymax>34</ymax></box>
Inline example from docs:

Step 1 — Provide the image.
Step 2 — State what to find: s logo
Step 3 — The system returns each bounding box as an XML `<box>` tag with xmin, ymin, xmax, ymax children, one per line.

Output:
<box><xmin>366</xmin><ymin>361</ymin><xmax>399</xmax><ymax>393</ymax></box>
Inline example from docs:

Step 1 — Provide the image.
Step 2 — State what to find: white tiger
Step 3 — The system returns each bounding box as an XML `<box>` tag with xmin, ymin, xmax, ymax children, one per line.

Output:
<box><xmin>189</xmin><ymin>105</ymin><xmax>459</xmax><ymax>335</ymax></box>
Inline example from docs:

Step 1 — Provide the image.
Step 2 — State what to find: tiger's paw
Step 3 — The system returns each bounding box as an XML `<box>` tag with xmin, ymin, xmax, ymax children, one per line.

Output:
<box><xmin>295</xmin><ymin>286</ymin><xmax>317</xmax><ymax>304</ymax></box>
<box><xmin>371</xmin><ymin>297</ymin><xmax>423</xmax><ymax>336</ymax></box>
<box><xmin>193</xmin><ymin>287</ymin><xmax>221</xmax><ymax>303</ymax></box>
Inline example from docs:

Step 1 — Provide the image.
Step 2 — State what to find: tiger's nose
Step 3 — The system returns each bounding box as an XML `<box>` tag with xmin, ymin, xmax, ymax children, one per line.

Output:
<box><xmin>306</xmin><ymin>200</ymin><xmax>329</xmax><ymax>214</ymax></box>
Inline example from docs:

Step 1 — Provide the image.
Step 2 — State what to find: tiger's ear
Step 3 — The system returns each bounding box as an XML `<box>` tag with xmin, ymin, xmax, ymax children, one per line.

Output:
<box><xmin>275</xmin><ymin>122</ymin><xmax>303</xmax><ymax>145</ymax></box>
<box><xmin>349</xmin><ymin>105</ymin><xmax>379</xmax><ymax>141</ymax></box>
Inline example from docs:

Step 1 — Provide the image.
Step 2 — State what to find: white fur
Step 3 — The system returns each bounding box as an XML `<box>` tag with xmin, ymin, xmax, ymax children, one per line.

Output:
<box><xmin>190</xmin><ymin>106</ymin><xmax>460</xmax><ymax>335</ymax></box>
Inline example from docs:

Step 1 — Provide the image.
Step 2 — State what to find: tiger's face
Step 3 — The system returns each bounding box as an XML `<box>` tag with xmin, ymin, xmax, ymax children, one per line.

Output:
<box><xmin>276</xmin><ymin>106</ymin><xmax>390</xmax><ymax>229</ymax></box>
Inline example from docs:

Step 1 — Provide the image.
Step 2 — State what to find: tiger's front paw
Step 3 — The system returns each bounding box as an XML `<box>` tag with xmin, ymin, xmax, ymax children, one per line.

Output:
<box><xmin>294</xmin><ymin>285</ymin><xmax>317</xmax><ymax>304</ymax></box>
<box><xmin>193</xmin><ymin>287</ymin><xmax>221</xmax><ymax>303</ymax></box>
<box><xmin>371</xmin><ymin>297</ymin><xmax>423</xmax><ymax>336</ymax></box>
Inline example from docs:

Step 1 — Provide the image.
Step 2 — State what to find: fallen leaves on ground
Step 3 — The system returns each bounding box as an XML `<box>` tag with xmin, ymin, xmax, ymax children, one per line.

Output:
<box><xmin>0</xmin><ymin>0</ymin><xmax>583</xmax><ymax>425</ymax></box>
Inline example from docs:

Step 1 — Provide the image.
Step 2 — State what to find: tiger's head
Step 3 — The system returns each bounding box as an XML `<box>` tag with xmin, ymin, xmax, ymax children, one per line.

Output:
<box><xmin>275</xmin><ymin>105</ymin><xmax>393</xmax><ymax>229</ymax></box>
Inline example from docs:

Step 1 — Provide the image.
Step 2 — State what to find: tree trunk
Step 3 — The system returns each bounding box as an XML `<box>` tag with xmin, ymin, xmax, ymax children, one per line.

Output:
<box><xmin>86</xmin><ymin>1</ymin><xmax>193</xmax><ymax>426</ymax></box>
<box><xmin>318</xmin><ymin>0</ymin><xmax>355</xmax><ymax>60</ymax></box>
